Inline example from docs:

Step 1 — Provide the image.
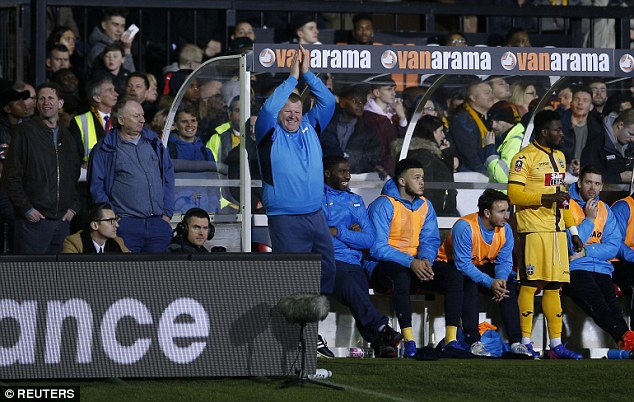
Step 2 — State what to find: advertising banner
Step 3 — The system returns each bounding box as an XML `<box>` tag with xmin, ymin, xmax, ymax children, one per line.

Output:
<box><xmin>0</xmin><ymin>254</ymin><xmax>320</xmax><ymax>379</ymax></box>
<box><xmin>253</xmin><ymin>44</ymin><xmax>617</xmax><ymax>77</ymax></box>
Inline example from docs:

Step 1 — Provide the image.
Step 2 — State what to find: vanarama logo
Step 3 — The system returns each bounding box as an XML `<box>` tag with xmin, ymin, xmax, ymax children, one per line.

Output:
<box><xmin>501</xmin><ymin>52</ymin><xmax>517</xmax><ymax>70</ymax></box>
<box><xmin>620</xmin><ymin>54</ymin><xmax>634</xmax><ymax>73</ymax></box>
<box><xmin>502</xmin><ymin>50</ymin><xmax>611</xmax><ymax>72</ymax></box>
<box><xmin>392</xmin><ymin>49</ymin><xmax>491</xmax><ymax>70</ymax></box>
<box><xmin>381</xmin><ymin>50</ymin><xmax>398</xmax><ymax>69</ymax></box>
<box><xmin>259</xmin><ymin>48</ymin><xmax>276</xmax><ymax>68</ymax></box>
<box><xmin>269</xmin><ymin>48</ymin><xmax>372</xmax><ymax>69</ymax></box>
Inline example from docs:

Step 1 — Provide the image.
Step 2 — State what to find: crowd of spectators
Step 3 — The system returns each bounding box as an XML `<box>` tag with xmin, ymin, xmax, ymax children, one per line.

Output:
<box><xmin>1</xmin><ymin>5</ymin><xmax>634</xmax><ymax>362</ymax></box>
<box><xmin>0</xmin><ymin>6</ymin><xmax>634</xmax><ymax>256</ymax></box>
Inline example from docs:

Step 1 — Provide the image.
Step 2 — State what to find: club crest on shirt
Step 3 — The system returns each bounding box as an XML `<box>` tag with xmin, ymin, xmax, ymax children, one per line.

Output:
<box><xmin>544</xmin><ymin>172</ymin><xmax>565</xmax><ymax>186</ymax></box>
<box><xmin>558</xmin><ymin>159</ymin><xmax>565</xmax><ymax>169</ymax></box>
<box><xmin>526</xmin><ymin>265</ymin><xmax>535</xmax><ymax>276</ymax></box>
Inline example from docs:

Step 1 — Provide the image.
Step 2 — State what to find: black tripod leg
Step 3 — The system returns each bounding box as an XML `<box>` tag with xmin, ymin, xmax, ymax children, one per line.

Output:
<box><xmin>302</xmin><ymin>378</ymin><xmax>345</xmax><ymax>391</ymax></box>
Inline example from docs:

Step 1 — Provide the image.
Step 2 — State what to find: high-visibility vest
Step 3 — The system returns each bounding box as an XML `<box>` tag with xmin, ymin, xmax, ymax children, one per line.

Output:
<box><xmin>74</xmin><ymin>112</ymin><xmax>99</xmax><ymax>162</ymax></box>
<box><xmin>436</xmin><ymin>213</ymin><xmax>506</xmax><ymax>265</ymax></box>
<box><xmin>384</xmin><ymin>195</ymin><xmax>429</xmax><ymax>257</ymax></box>
<box><xmin>570</xmin><ymin>199</ymin><xmax>608</xmax><ymax>246</ymax></box>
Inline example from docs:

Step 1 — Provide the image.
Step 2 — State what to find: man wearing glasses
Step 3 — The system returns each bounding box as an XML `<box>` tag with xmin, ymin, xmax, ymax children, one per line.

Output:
<box><xmin>62</xmin><ymin>202</ymin><xmax>129</xmax><ymax>253</ymax></box>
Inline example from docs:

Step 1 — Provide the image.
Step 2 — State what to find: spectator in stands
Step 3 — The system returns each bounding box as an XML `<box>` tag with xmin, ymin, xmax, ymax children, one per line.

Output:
<box><xmin>11</xmin><ymin>82</ymin><xmax>35</xmax><ymax>120</ymax></box>
<box><xmin>168</xmin><ymin>107</ymin><xmax>215</xmax><ymax>163</ymax></box>
<box><xmin>198</xmin><ymin>80</ymin><xmax>226</xmax><ymax>140</ymax></box>
<box><xmin>0</xmin><ymin>81</ymin><xmax>30</xmax><ymax>148</ymax></box>
<box><xmin>483</xmin><ymin>100</ymin><xmax>524</xmax><ymax>184</ymax></box>
<box><xmin>231</xmin><ymin>21</ymin><xmax>256</xmax><ymax>42</ymax></box>
<box><xmin>91</xmin><ymin>42</ymin><xmax>131</xmax><ymax>98</ymax></box>
<box><xmin>87</xmin><ymin>7</ymin><xmax>135</xmax><ymax>73</ymax></box>
<box><xmin>350</xmin><ymin>14</ymin><xmax>374</xmax><ymax>45</ymax></box>
<box><xmin>206</xmin><ymin>97</ymin><xmax>241</xmax><ymax>175</ymax></box>
<box><xmin>254</xmin><ymin>46</ymin><xmax>336</xmax><ymax>295</ymax></box>
<box><xmin>610</xmin><ymin>192</ymin><xmax>634</xmax><ymax>329</ymax></box>
<box><xmin>62</xmin><ymin>202</ymin><xmax>129</xmax><ymax>253</ymax></box>
<box><xmin>360</xmin><ymin>76</ymin><xmax>407</xmax><ymax>178</ymax></box>
<box><xmin>51</xmin><ymin>69</ymin><xmax>82</xmax><ymax>120</ymax></box>
<box><xmin>444</xmin><ymin>32</ymin><xmax>468</xmax><ymax>46</ymax></box>
<box><xmin>365</xmin><ymin>158</ymin><xmax>447</xmax><ymax>358</ymax></box>
<box><xmin>2</xmin><ymin>83</ymin><xmax>80</xmax><ymax>254</ymax></box>
<box><xmin>126</xmin><ymin>72</ymin><xmax>156</xmax><ymax>122</ymax></box>
<box><xmin>561</xmin><ymin>85</ymin><xmax>602</xmax><ymax>174</ymax></box>
<box><xmin>447</xmin><ymin>80</ymin><xmax>494</xmax><ymax>175</ymax></box>
<box><xmin>505</xmin><ymin>27</ymin><xmax>532</xmax><ymax>47</ymax></box>
<box><xmin>508</xmin><ymin>110</ymin><xmax>584</xmax><ymax>359</ymax></box>
<box><xmin>581</xmin><ymin>109</ymin><xmax>634</xmax><ymax>184</ymax></box>
<box><xmin>69</xmin><ymin>77</ymin><xmax>118</xmax><ymax>164</ymax></box>
<box><xmin>603</xmin><ymin>93</ymin><xmax>632</xmax><ymax>117</ymax></box>
<box><xmin>150</xmin><ymin>107</ymin><xmax>170</xmax><ymax>137</ymax></box>
<box><xmin>588</xmin><ymin>77</ymin><xmax>609</xmax><ymax>118</ymax></box>
<box><xmin>291</xmin><ymin>14</ymin><xmax>321</xmax><ymax>45</ymax></box>
<box><xmin>566</xmin><ymin>166</ymin><xmax>634</xmax><ymax>351</ymax></box>
<box><xmin>45</xmin><ymin>44</ymin><xmax>71</xmax><ymax>81</ymax></box>
<box><xmin>322</xmin><ymin>155</ymin><xmax>403</xmax><ymax>358</ymax></box>
<box><xmin>167</xmin><ymin>207</ymin><xmax>214</xmax><ymax>254</ymax></box>
<box><xmin>161</xmin><ymin>44</ymin><xmax>203</xmax><ymax>95</ymax></box>
<box><xmin>48</xmin><ymin>26</ymin><xmax>84</xmax><ymax>82</ymax></box>
<box><xmin>488</xmin><ymin>76</ymin><xmax>512</xmax><ymax>103</ymax></box>
<box><xmin>146</xmin><ymin>74</ymin><xmax>159</xmax><ymax>104</ymax></box>
<box><xmin>126</xmin><ymin>72</ymin><xmax>147</xmax><ymax>103</ymax></box>
<box><xmin>556</xmin><ymin>85</ymin><xmax>573</xmax><ymax>114</ymax></box>
<box><xmin>320</xmin><ymin>85</ymin><xmax>367</xmax><ymax>159</ymax></box>
<box><xmin>435</xmin><ymin>189</ymin><xmax>533</xmax><ymax>357</ymax></box>
<box><xmin>393</xmin><ymin>115</ymin><xmax>458</xmax><ymax>217</ymax></box>
<box><xmin>88</xmin><ymin>99</ymin><xmax>174</xmax><ymax>253</ymax></box>
<box><xmin>510</xmin><ymin>80</ymin><xmax>539</xmax><ymax>118</ymax></box>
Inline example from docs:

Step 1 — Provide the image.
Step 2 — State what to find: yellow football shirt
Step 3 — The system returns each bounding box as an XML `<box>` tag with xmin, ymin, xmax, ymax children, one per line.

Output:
<box><xmin>508</xmin><ymin>142</ymin><xmax>567</xmax><ymax>233</ymax></box>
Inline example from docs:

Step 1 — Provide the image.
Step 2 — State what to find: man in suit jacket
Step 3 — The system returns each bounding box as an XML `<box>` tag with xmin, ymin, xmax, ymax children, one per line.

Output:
<box><xmin>63</xmin><ymin>202</ymin><xmax>129</xmax><ymax>253</ymax></box>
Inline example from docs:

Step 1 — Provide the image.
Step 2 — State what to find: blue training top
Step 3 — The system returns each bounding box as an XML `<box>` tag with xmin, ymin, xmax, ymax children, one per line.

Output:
<box><xmin>255</xmin><ymin>71</ymin><xmax>335</xmax><ymax>215</ymax></box>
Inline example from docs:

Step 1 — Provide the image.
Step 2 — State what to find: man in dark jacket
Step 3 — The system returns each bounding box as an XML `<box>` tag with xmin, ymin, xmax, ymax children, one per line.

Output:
<box><xmin>2</xmin><ymin>83</ymin><xmax>80</xmax><ymax>254</ymax></box>
<box><xmin>581</xmin><ymin>109</ymin><xmax>634</xmax><ymax>184</ymax></box>
<box><xmin>167</xmin><ymin>207</ymin><xmax>213</xmax><ymax>254</ymax></box>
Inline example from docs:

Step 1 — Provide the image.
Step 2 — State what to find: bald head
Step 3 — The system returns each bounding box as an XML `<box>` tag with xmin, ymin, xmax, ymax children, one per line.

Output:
<box><xmin>118</xmin><ymin>100</ymin><xmax>145</xmax><ymax>138</ymax></box>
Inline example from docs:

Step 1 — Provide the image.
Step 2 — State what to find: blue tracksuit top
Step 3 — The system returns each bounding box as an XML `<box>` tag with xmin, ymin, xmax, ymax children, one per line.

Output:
<box><xmin>611</xmin><ymin>197</ymin><xmax>634</xmax><ymax>263</ymax></box>
<box><xmin>255</xmin><ymin>71</ymin><xmax>335</xmax><ymax>216</ymax></box>
<box><xmin>566</xmin><ymin>183</ymin><xmax>620</xmax><ymax>276</ymax></box>
<box><xmin>322</xmin><ymin>184</ymin><xmax>375</xmax><ymax>266</ymax></box>
<box><xmin>450</xmin><ymin>217</ymin><xmax>514</xmax><ymax>289</ymax></box>
<box><xmin>363</xmin><ymin>178</ymin><xmax>440</xmax><ymax>277</ymax></box>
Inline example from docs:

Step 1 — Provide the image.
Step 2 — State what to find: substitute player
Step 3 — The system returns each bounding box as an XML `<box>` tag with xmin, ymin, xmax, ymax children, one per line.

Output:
<box><xmin>508</xmin><ymin>110</ymin><xmax>584</xmax><ymax>359</ymax></box>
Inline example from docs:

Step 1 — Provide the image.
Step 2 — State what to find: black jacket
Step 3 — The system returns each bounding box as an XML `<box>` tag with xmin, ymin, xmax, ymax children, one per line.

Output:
<box><xmin>2</xmin><ymin>117</ymin><xmax>80</xmax><ymax>218</ymax></box>
<box><xmin>581</xmin><ymin>113</ymin><xmax>634</xmax><ymax>184</ymax></box>
<box><xmin>402</xmin><ymin>137</ymin><xmax>459</xmax><ymax>217</ymax></box>
<box><xmin>167</xmin><ymin>236</ymin><xmax>208</xmax><ymax>254</ymax></box>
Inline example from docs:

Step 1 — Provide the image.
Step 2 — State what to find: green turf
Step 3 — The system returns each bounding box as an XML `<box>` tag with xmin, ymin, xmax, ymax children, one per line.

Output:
<box><xmin>6</xmin><ymin>359</ymin><xmax>634</xmax><ymax>401</ymax></box>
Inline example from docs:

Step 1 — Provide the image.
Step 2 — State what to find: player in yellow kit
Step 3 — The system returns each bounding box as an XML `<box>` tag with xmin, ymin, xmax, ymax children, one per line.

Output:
<box><xmin>508</xmin><ymin>110</ymin><xmax>584</xmax><ymax>359</ymax></box>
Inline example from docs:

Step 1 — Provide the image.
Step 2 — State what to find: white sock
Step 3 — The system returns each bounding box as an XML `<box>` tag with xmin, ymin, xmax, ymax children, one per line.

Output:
<box><xmin>521</xmin><ymin>337</ymin><xmax>532</xmax><ymax>345</ymax></box>
<box><xmin>550</xmin><ymin>337</ymin><xmax>562</xmax><ymax>348</ymax></box>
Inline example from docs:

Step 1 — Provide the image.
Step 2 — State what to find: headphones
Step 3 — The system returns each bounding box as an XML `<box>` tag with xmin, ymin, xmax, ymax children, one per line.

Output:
<box><xmin>175</xmin><ymin>208</ymin><xmax>215</xmax><ymax>240</ymax></box>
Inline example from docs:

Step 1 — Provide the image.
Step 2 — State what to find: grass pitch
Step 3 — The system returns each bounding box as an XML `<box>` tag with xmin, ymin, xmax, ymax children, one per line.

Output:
<box><xmin>8</xmin><ymin>358</ymin><xmax>634</xmax><ymax>401</ymax></box>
